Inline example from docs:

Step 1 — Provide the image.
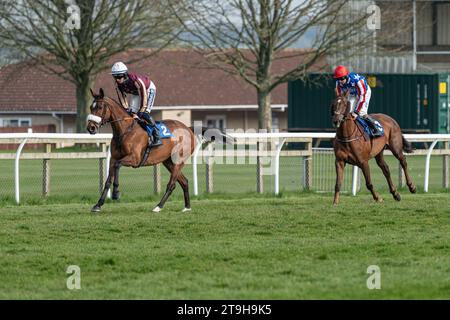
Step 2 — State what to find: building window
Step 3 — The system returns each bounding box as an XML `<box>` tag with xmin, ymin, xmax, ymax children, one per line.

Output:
<box><xmin>205</xmin><ymin>115</ymin><xmax>226</xmax><ymax>131</ymax></box>
<box><xmin>272</xmin><ymin>115</ymin><xmax>279</xmax><ymax>131</ymax></box>
<box><xmin>0</xmin><ymin>118</ymin><xmax>31</xmax><ymax>127</ymax></box>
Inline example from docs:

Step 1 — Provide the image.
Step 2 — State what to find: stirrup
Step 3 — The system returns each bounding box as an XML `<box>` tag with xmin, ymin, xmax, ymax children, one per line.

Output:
<box><xmin>152</xmin><ymin>138</ymin><xmax>163</xmax><ymax>146</ymax></box>
<box><xmin>373</xmin><ymin>131</ymin><xmax>382</xmax><ymax>137</ymax></box>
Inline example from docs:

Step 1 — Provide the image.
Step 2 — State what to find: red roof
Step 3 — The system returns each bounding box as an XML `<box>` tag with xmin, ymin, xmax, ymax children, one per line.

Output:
<box><xmin>0</xmin><ymin>48</ymin><xmax>327</xmax><ymax>112</ymax></box>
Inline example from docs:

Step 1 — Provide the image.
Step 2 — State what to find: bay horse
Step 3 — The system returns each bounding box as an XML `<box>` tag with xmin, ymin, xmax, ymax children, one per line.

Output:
<box><xmin>331</xmin><ymin>94</ymin><xmax>416</xmax><ymax>205</ymax></box>
<box><xmin>86</xmin><ymin>88</ymin><xmax>226</xmax><ymax>213</ymax></box>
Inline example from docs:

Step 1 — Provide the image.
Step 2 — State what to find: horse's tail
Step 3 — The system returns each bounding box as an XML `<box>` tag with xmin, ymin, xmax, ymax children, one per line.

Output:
<box><xmin>189</xmin><ymin>126</ymin><xmax>236</xmax><ymax>144</ymax></box>
<box><xmin>402</xmin><ymin>135</ymin><xmax>414</xmax><ymax>153</ymax></box>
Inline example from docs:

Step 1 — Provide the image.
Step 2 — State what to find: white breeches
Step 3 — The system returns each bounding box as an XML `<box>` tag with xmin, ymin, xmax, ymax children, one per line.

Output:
<box><xmin>349</xmin><ymin>86</ymin><xmax>371</xmax><ymax>117</ymax></box>
<box><xmin>129</xmin><ymin>81</ymin><xmax>156</xmax><ymax>113</ymax></box>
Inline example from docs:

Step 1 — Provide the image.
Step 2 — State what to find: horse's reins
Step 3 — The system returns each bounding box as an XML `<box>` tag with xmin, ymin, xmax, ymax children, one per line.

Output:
<box><xmin>88</xmin><ymin>97</ymin><xmax>151</xmax><ymax>168</ymax></box>
<box><xmin>89</xmin><ymin>100</ymin><xmax>136</xmax><ymax>140</ymax></box>
<box><xmin>109</xmin><ymin>117</ymin><xmax>134</xmax><ymax>124</ymax></box>
<box><xmin>93</xmin><ymin>100</ymin><xmax>134</xmax><ymax>125</ymax></box>
<box><xmin>334</xmin><ymin>101</ymin><xmax>364</xmax><ymax>143</ymax></box>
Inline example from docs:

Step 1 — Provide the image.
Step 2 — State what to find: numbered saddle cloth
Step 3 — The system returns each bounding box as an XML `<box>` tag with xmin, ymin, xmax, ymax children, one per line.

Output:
<box><xmin>356</xmin><ymin>117</ymin><xmax>384</xmax><ymax>138</ymax></box>
<box><xmin>144</xmin><ymin>121</ymin><xmax>173</xmax><ymax>138</ymax></box>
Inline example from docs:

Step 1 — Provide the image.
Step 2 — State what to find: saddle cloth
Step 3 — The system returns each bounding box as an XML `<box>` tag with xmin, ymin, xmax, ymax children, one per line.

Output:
<box><xmin>355</xmin><ymin>117</ymin><xmax>384</xmax><ymax>138</ymax></box>
<box><xmin>144</xmin><ymin>121</ymin><xmax>173</xmax><ymax>138</ymax></box>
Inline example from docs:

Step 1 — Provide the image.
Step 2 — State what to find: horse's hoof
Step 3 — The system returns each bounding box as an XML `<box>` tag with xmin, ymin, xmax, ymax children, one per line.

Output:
<box><xmin>91</xmin><ymin>205</ymin><xmax>101</xmax><ymax>213</ymax></box>
<box><xmin>393</xmin><ymin>193</ymin><xmax>401</xmax><ymax>201</ymax></box>
<box><xmin>376</xmin><ymin>198</ymin><xmax>384</xmax><ymax>203</ymax></box>
<box><xmin>152</xmin><ymin>206</ymin><xmax>162</xmax><ymax>213</ymax></box>
<box><xmin>112</xmin><ymin>191</ymin><xmax>121</xmax><ymax>200</ymax></box>
<box><xmin>409</xmin><ymin>185</ymin><xmax>417</xmax><ymax>194</ymax></box>
<box><xmin>182</xmin><ymin>207</ymin><xmax>191</xmax><ymax>213</ymax></box>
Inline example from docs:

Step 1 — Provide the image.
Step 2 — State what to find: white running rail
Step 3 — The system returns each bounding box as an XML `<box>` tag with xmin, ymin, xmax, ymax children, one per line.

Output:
<box><xmin>2</xmin><ymin>132</ymin><xmax>450</xmax><ymax>202</ymax></box>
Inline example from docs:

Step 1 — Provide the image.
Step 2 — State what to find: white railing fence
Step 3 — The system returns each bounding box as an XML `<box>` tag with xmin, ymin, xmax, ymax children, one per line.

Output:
<box><xmin>194</xmin><ymin>132</ymin><xmax>450</xmax><ymax>196</ymax></box>
<box><xmin>1</xmin><ymin>132</ymin><xmax>449</xmax><ymax>203</ymax></box>
<box><xmin>0</xmin><ymin>133</ymin><xmax>111</xmax><ymax>203</ymax></box>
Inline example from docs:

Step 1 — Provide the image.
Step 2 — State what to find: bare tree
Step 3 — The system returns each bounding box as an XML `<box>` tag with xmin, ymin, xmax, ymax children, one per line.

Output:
<box><xmin>0</xmin><ymin>0</ymin><xmax>184</xmax><ymax>132</ymax></box>
<box><xmin>173</xmin><ymin>0</ymin><xmax>389</xmax><ymax>130</ymax></box>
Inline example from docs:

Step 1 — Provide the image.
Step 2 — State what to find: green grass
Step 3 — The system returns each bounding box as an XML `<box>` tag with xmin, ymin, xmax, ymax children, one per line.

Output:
<box><xmin>1</xmin><ymin>192</ymin><xmax>450</xmax><ymax>299</ymax></box>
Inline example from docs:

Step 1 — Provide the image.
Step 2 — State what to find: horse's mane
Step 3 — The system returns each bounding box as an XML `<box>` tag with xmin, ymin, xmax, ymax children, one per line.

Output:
<box><xmin>104</xmin><ymin>96</ymin><xmax>128</xmax><ymax>115</ymax></box>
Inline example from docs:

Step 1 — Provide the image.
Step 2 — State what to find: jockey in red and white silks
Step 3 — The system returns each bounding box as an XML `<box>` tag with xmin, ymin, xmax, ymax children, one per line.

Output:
<box><xmin>334</xmin><ymin>66</ymin><xmax>371</xmax><ymax>117</ymax></box>
<box><xmin>334</xmin><ymin>65</ymin><xmax>380</xmax><ymax>136</ymax></box>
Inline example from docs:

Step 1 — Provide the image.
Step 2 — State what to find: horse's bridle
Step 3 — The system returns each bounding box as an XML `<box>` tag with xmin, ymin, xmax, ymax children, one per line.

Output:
<box><xmin>87</xmin><ymin>100</ymin><xmax>133</xmax><ymax>128</ymax></box>
<box><xmin>87</xmin><ymin>100</ymin><xmax>108</xmax><ymax>127</ymax></box>
<box><xmin>333</xmin><ymin>98</ymin><xmax>364</xmax><ymax>143</ymax></box>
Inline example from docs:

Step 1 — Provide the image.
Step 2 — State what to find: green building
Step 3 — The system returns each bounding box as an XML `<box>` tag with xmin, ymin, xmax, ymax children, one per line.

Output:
<box><xmin>288</xmin><ymin>73</ymin><xmax>450</xmax><ymax>134</ymax></box>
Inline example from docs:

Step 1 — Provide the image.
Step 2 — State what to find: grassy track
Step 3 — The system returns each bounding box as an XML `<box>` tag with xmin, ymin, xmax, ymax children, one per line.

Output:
<box><xmin>1</xmin><ymin>192</ymin><xmax>450</xmax><ymax>299</ymax></box>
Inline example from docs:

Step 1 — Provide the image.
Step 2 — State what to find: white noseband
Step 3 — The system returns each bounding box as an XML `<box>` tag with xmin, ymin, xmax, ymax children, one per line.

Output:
<box><xmin>87</xmin><ymin>114</ymin><xmax>102</xmax><ymax>124</ymax></box>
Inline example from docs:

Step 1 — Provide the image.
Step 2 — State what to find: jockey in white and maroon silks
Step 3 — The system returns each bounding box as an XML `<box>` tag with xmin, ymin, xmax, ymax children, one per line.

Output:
<box><xmin>111</xmin><ymin>61</ymin><xmax>162</xmax><ymax>146</ymax></box>
<box><xmin>334</xmin><ymin>65</ymin><xmax>381</xmax><ymax>136</ymax></box>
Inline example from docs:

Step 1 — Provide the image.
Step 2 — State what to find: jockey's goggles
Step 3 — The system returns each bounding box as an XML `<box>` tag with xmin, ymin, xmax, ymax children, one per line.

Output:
<box><xmin>113</xmin><ymin>74</ymin><xmax>126</xmax><ymax>79</ymax></box>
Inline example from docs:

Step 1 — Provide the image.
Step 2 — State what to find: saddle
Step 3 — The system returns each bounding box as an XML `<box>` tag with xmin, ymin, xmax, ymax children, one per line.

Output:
<box><xmin>136</xmin><ymin>121</ymin><xmax>174</xmax><ymax>168</ymax></box>
<box><xmin>355</xmin><ymin>117</ymin><xmax>384</xmax><ymax>140</ymax></box>
<box><xmin>143</xmin><ymin>121</ymin><xmax>173</xmax><ymax>139</ymax></box>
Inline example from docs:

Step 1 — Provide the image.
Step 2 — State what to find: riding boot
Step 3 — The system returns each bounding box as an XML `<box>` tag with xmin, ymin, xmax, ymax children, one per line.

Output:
<box><xmin>364</xmin><ymin>116</ymin><xmax>382</xmax><ymax>137</ymax></box>
<box><xmin>142</xmin><ymin>112</ymin><xmax>162</xmax><ymax>146</ymax></box>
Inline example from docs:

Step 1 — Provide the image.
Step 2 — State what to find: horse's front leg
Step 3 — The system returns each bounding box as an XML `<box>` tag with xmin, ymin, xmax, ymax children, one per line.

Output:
<box><xmin>333</xmin><ymin>159</ymin><xmax>346</xmax><ymax>205</ymax></box>
<box><xmin>92</xmin><ymin>159</ymin><xmax>118</xmax><ymax>213</ymax></box>
<box><xmin>360</xmin><ymin>161</ymin><xmax>383</xmax><ymax>203</ymax></box>
<box><xmin>112</xmin><ymin>163</ymin><xmax>122</xmax><ymax>200</ymax></box>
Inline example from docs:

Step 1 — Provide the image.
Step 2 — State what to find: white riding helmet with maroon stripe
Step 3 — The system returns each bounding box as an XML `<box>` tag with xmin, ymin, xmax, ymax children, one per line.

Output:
<box><xmin>111</xmin><ymin>62</ymin><xmax>128</xmax><ymax>75</ymax></box>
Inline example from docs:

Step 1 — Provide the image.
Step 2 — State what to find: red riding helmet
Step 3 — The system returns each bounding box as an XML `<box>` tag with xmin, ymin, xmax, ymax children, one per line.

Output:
<box><xmin>333</xmin><ymin>65</ymin><xmax>349</xmax><ymax>79</ymax></box>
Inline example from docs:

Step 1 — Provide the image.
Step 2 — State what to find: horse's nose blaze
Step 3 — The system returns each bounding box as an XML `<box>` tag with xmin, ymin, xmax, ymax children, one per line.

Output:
<box><xmin>332</xmin><ymin>115</ymin><xmax>339</xmax><ymax>125</ymax></box>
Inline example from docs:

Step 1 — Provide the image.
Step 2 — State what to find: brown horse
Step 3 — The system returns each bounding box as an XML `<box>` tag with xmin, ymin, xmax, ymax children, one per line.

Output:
<box><xmin>86</xmin><ymin>88</ymin><xmax>227</xmax><ymax>213</ymax></box>
<box><xmin>331</xmin><ymin>94</ymin><xmax>416</xmax><ymax>205</ymax></box>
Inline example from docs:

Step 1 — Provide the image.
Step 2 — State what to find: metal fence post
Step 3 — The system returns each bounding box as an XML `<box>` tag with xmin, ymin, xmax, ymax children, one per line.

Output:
<box><xmin>192</xmin><ymin>136</ymin><xmax>203</xmax><ymax>196</ymax></box>
<box><xmin>443</xmin><ymin>141</ymin><xmax>449</xmax><ymax>189</ymax></box>
<box><xmin>42</xmin><ymin>143</ymin><xmax>51</xmax><ymax>197</ymax></box>
<box><xmin>153</xmin><ymin>164</ymin><xmax>161</xmax><ymax>194</ymax></box>
<box><xmin>274</xmin><ymin>138</ymin><xmax>287</xmax><ymax>195</ymax></box>
<box><xmin>106</xmin><ymin>145</ymin><xmax>111</xmax><ymax>199</ymax></box>
<box><xmin>424</xmin><ymin>139</ymin><xmax>439</xmax><ymax>192</ymax></box>
<box><xmin>99</xmin><ymin>143</ymin><xmax>107</xmax><ymax>194</ymax></box>
<box><xmin>15</xmin><ymin>138</ymin><xmax>28</xmax><ymax>204</ymax></box>
<box><xmin>206</xmin><ymin>143</ymin><xmax>214</xmax><ymax>193</ymax></box>
<box><xmin>257</xmin><ymin>141</ymin><xmax>264</xmax><ymax>193</ymax></box>
<box><xmin>351</xmin><ymin>166</ymin><xmax>359</xmax><ymax>196</ymax></box>
<box><xmin>303</xmin><ymin>140</ymin><xmax>312</xmax><ymax>190</ymax></box>
<box><xmin>398</xmin><ymin>163</ymin><xmax>405</xmax><ymax>188</ymax></box>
